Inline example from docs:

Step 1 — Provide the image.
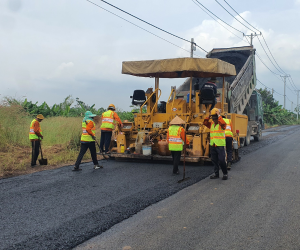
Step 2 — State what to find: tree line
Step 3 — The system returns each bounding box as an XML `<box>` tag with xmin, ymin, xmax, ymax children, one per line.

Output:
<box><xmin>257</xmin><ymin>88</ymin><xmax>298</xmax><ymax>125</ymax></box>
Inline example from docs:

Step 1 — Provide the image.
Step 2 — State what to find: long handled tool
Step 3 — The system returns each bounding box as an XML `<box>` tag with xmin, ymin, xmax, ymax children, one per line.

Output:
<box><xmin>95</xmin><ymin>139</ymin><xmax>110</xmax><ymax>160</ymax></box>
<box><xmin>178</xmin><ymin>118</ymin><xmax>190</xmax><ymax>183</ymax></box>
<box><xmin>38</xmin><ymin>142</ymin><xmax>48</xmax><ymax>165</ymax></box>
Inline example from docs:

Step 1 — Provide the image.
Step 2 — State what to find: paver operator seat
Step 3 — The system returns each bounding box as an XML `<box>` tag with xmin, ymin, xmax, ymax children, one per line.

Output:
<box><xmin>130</xmin><ymin>90</ymin><xmax>146</xmax><ymax>106</ymax></box>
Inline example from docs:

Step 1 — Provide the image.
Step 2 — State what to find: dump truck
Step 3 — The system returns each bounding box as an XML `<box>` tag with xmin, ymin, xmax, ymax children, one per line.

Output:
<box><xmin>106</xmin><ymin>45</ymin><xmax>261</xmax><ymax>163</ymax></box>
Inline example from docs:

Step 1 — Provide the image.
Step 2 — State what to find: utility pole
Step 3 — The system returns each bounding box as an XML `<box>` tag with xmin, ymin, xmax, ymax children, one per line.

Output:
<box><xmin>281</xmin><ymin>75</ymin><xmax>290</xmax><ymax>109</ymax></box>
<box><xmin>190</xmin><ymin>38</ymin><xmax>196</xmax><ymax>58</ymax></box>
<box><xmin>272</xmin><ymin>88</ymin><xmax>274</xmax><ymax>96</ymax></box>
<box><xmin>291</xmin><ymin>101</ymin><xmax>293</xmax><ymax>113</ymax></box>
<box><xmin>243</xmin><ymin>32</ymin><xmax>261</xmax><ymax>46</ymax></box>
<box><xmin>296</xmin><ymin>90</ymin><xmax>300</xmax><ymax>120</ymax></box>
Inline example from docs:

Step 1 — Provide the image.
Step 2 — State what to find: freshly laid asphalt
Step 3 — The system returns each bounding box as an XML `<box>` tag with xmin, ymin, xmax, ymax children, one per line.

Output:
<box><xmin>0</xmin><ymin>125</ymin><xmax>299</xmax><ymax>250</ymax></box>
<box><xmin>75</xmin><ymin>125</ymin><xmax>300</xmax><ymax>250</ymax></box>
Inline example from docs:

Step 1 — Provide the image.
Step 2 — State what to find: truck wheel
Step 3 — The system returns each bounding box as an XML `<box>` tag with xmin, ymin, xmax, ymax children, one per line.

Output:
<box><xmin>254</xmin><ymin>128</ymin><xmax>262</xmax><ymax>141</ymax></box>
<box><xmin>244</xmin><ymin>125</ymin><xmax>251</xmax><ymax>146</ymax></box>
<box><xmin>240</xmin><ymin>138</ymin><xmax>245</xmax><ymax>147</ymax></box>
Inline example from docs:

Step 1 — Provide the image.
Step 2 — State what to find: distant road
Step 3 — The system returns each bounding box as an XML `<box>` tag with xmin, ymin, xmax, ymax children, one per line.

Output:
<box><xmin>0</xmin><ymin>125</ymin><xmax>299</xmax><ymax>250</ymax></box>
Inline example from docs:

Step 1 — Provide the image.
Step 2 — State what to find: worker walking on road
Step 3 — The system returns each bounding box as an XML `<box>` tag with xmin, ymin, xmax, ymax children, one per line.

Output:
<box><xmin>203</xmin><ymin>108</ymin><xmax>228</xmax><ymax>180</ymax></box>
<box><xmin>167</xmin><ymin>116</ymin><xmax>189</xmax><ymax>175</ymax></box>
<box><xmin>223</xmin><ymin>116</ymin><xmax>234</xmax><ymax>170</ymax></box>
<box><xmin>73</xmin><ymin>111</ymin><xmax>102</xmax><ymax>171</ymax></box>
<box><xmin>100</xmin><ymin>104</ymin><xmax>123</xmax><ymax>154</ymax></box>
<box><xmin>29</xmin><ymin>114</ymin><xmax>45</xmax><ymax>167</ymax></box>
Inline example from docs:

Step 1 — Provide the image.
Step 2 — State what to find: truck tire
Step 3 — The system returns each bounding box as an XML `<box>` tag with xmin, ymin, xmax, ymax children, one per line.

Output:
<box><xmin>244</xmin><ymin>125</ymin><xmax>251</xmax><ymax>146</ymax></box>
<box><xmin>240</xmin><ymin>138</ymin><xmax>245</xmax><ymax>147</ymax></box>
<box><xmin>254</xmin><ymin>128</ymin><xmax>262</xmax><ymax>141</ymax></box>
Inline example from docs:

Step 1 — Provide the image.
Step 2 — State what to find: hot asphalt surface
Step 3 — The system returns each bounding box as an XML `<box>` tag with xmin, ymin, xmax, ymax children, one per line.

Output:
<box><xmin>75</xmin><ymin>125</ymin><xmax>300</xmax><ymax>250</ymax></box>
<box><xmin>0</xmin><ymin>125</ymin><xmax>299</xmax><ymax>250</ymax></box>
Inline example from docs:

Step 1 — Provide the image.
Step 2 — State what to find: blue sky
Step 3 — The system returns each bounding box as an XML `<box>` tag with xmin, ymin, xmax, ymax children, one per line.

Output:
<box><xmin>1</xmin><ymin>0</ymin><xmax>300</xmax><ymax>111</ymax></box>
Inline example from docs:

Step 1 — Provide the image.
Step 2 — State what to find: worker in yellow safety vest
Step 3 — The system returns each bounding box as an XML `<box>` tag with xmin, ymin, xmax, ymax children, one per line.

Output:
<box><xmin>73</xmin><ymin>111</ymin><xmax>102</xmax><ymax>171</ymax></box>
<box><xmin>29</xmin><ymin>114</ymin><xmax>45</xmax><ymax>167</ymax></box>
<box><xmin>223</xmin><ymin>116</ymin><xmax>234</xmax><ymax>170</ymax></box>
<box><xmin>203</xmin><ymin>108</ymin><xmax>228</xmax><ymax>180</ymax></box>
<box><xmin>100</xmin><ymin>104</ymin><xmax>123</xmax><ymax>154</ymax></box>
<box><xmin>167</xmin><ymin>116</ymin><xmax>189</xmax><ymax>175</ymax></box>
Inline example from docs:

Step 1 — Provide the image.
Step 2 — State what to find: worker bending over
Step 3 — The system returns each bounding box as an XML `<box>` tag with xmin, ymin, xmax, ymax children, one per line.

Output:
<box><xmin>100</xmin><ymin>104</ymin><xmax>123</xmax><ymax>154</ymax></box>
<box><xmin>167</xmin><ymin>116</ymin><xmax>189</xmax><ymax>175</ymax></box>
<box><xmin>73</xmin><ymin>111</ymin><xmax>102</xmax><ymax>171</ymax></box>
<box><xmin>29</xmin><ymin>114</ymin><xmax>44</xmax><ymax>167</ymax></box>
<box><xmin>223</xmin><ymin>116</ymin><xmax>234</xmax><ymax>170</ymax></box>
<box><xmin>203</xmin><ymin>108</ymin><xmax>228</xmax><ymax>180</ymax></box>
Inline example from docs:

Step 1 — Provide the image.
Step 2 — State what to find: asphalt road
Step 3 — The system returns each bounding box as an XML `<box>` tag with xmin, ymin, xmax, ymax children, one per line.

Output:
<box><xmin>75</xmin><ymin>125</ymin><xmax>300</xmax><ymax>250</ymax></box>
<box><xmin>1</xmin><ymin>125</ymin><xmax>299</xmax><ymax>250</ymax></box>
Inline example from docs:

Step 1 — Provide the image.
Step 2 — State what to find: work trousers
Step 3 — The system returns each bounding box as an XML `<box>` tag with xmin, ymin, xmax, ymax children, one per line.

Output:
<box><xmin>100</xmin><ymin>130</ymin><xmax>112</xmax><ymax>153</ymax></box>
<box><xmin>171</xmin><ymin>151</ymin><xmax>181</xmax><ymax>173</ymax></box>
<box><xmin>31</xmin><ymin>140</ymin><xmax>40</xmax><ymax>166</ymax></box>
<box><xmin>210</xmin><ymin>146</ymin><xmax>228</xmax><ymax>176</ymax></box>
<box><xmin>226</xmin><ymin>137</ymin><xmax>233</xmax><ymax>163</ymax></box>
<box><xmin>75</xmin><ymin>142</ymin><xmax>98</xmax><ymax>167</ymax></box>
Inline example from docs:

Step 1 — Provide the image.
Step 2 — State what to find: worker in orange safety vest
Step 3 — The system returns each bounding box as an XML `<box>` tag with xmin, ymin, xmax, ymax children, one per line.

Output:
<box><xmin>167</xmin><ymin>116</ymin><xmax>189</xmax><ymax>175</ymax></box>
<box><xmin>29</xmin><ymin>114</ymin><xmax>45</xmax><ymax>167</ymax></box>
<box><xmin>100</xmin><ymin>104</ymin><xmax>123</xmax><ymax>154</ymax></box>
<box><xmin>73</xmin><ymin>111</ymin><xmax>102</xmax><ymax>171</ymax></box>
<box><xmin>203</xmin><ymin>108</ymin><xmax>228</xmax><ymax>180</ymax></box>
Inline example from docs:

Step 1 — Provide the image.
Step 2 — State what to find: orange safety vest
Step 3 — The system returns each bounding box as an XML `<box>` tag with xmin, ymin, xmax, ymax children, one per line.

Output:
<box><xmin>101</xmin><ymin>110</ymin><xmax>115</xmax><ymax>130</ymax></box>
<box><xmin>29</xmin><ymin>119</ymin><xmax>42</xmax><ymax>140</ymax></box>
<box><xmin>168</xmin><ymin>125</ymin><xmax>183</xmax><ymax>151</ymax></box>
<box><xmin>223</xmin><ymin>118</ymin><xmax>233</xmax><ymax>138</ymax></box>
<box><xmin>81</xmin><ymin>120</ymin><xmax>95</xmax><ymax>142</ymax></box>
<box><xmin>210</xmin><ymin>123</ymin><xmax>226</xmax><ymax>146</ymax></box>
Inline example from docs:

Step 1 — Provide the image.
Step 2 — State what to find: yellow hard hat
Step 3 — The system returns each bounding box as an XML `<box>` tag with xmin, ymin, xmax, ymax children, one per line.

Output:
<box><xmin>210</xmin><ymin>108</ymin><xmax>219</xmax><ymax>116</ymax></box>
<box><xmin>36</xmin><ymin>114</ymin><xmax>45</xmax><ymax>120</ymax></box>
<box><xmin>108</xmin><ymin>104</ymin><xmax>115</xmax><ymax>110</ymax></box>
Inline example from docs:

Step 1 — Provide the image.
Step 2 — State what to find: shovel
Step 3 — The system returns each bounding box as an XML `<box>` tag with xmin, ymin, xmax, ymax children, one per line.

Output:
<box><xmin>38</xmin><ymin>142</ymin><xmax>48</xmax><ymax>165</ymax></box>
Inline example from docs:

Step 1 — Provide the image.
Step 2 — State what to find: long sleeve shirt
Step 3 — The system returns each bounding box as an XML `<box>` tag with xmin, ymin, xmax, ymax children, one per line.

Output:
<box><xmin>101</xmin><ymin>112</ymin><xmax>123</xmax><ymax>131</ymax></box>
<box><xmin>167</xmin><ymin>126</ymin><xmax>190</xmax><ymax>145</ymax></box>
<box><xmin>203</xmin><ymin>116</ymin><xmax>226</xmax><ymax>130</ymax></box>
<box><xmin>86</xmin><ymin>121</ymin><xmax>95</xmax><ymax>136</ymax></box>
<box><xmin>30</xmin><ymin>120</ymin><xmax>42</xmax><ymax>141</ymax></box>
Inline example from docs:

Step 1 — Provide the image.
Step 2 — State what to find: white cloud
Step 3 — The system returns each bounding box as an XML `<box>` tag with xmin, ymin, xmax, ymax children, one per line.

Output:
<box><xmin>58</xmin><ymin>62</ymin><xmax>74</xmax><ymax>71</ymax></box>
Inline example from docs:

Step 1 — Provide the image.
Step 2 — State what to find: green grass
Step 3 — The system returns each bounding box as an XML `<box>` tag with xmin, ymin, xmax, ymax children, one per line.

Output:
<box><xmin>0</xmin><ymin>105</ymin><xmax>102</xmax><ymax>178</ymax></box>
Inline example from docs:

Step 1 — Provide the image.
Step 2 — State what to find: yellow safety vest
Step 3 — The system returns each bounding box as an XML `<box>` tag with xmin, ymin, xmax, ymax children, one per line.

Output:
<box><xmin>168</xmin><ymin>125</ymin><xmax>183</xmax><ymax>151</ymax></box>
<box><xmin>223</xmin><ymin>118</ymin><xmax>233</xmax><ymax>138</ymax></box>
<box><xmin>210</xmin><ymin>123</ymin><xmax>225</xmax><ymax>146</ymax></box>
<box><xmin>29</xmin><ymin>119</ymin><xmax>42</xmax><ymax>140</ymax></box>
<box><xmin>81</xmin><ymin>120</ymin><xmax>95</xmax><ymax>142</ymax></box>
<box><xmin>101</xmin><ymin>110</ymin><xmax>115</xmax><ymax>130</ymax></box>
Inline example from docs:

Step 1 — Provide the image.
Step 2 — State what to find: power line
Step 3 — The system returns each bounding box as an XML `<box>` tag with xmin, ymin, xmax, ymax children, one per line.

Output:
<box><xmin>215</xmin><ymin>0</ymin><xmax>256</xmax><ymax>33</ymax></box>
<box><xmin>256</xmin><ymin>79</ymin><xmax>283</xmax><ymax>96</ymax></box>
<box><xmin>288</xmin><ymin>76</ymin><xmax>299</xmax><ymax>91</ymax></box>
<box><xmin>191</xmin><ymin>0</ymin><xmax>246</xmax><ymax>41</ymax></box>
<box><xmin>91</xmin><ymin>0</ymin><xmax>208</xmax><ymax>53</ymax></box>
<box><xmin>261</xmin><ymin>34</ymin><xmax>287</xmax><ymax>76</ymax></box>
<box><xmin>221</xmin><ymin>0</ymin><xmax>261</xmax><ymax>33</ymax></box>
<box><xmin>193</xmin><ymin>0</ymin><xmax>244</xmax><ymax>35</ymax></box>
<box><xmin>86</xmin><ymin>0</ymin><xmax>202</xmax><ymax>57</ymax></box>
<box><xmin>257</xmin><ymin>35</ymin><xmax>283</xmax><ymax>75</ymax></box>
